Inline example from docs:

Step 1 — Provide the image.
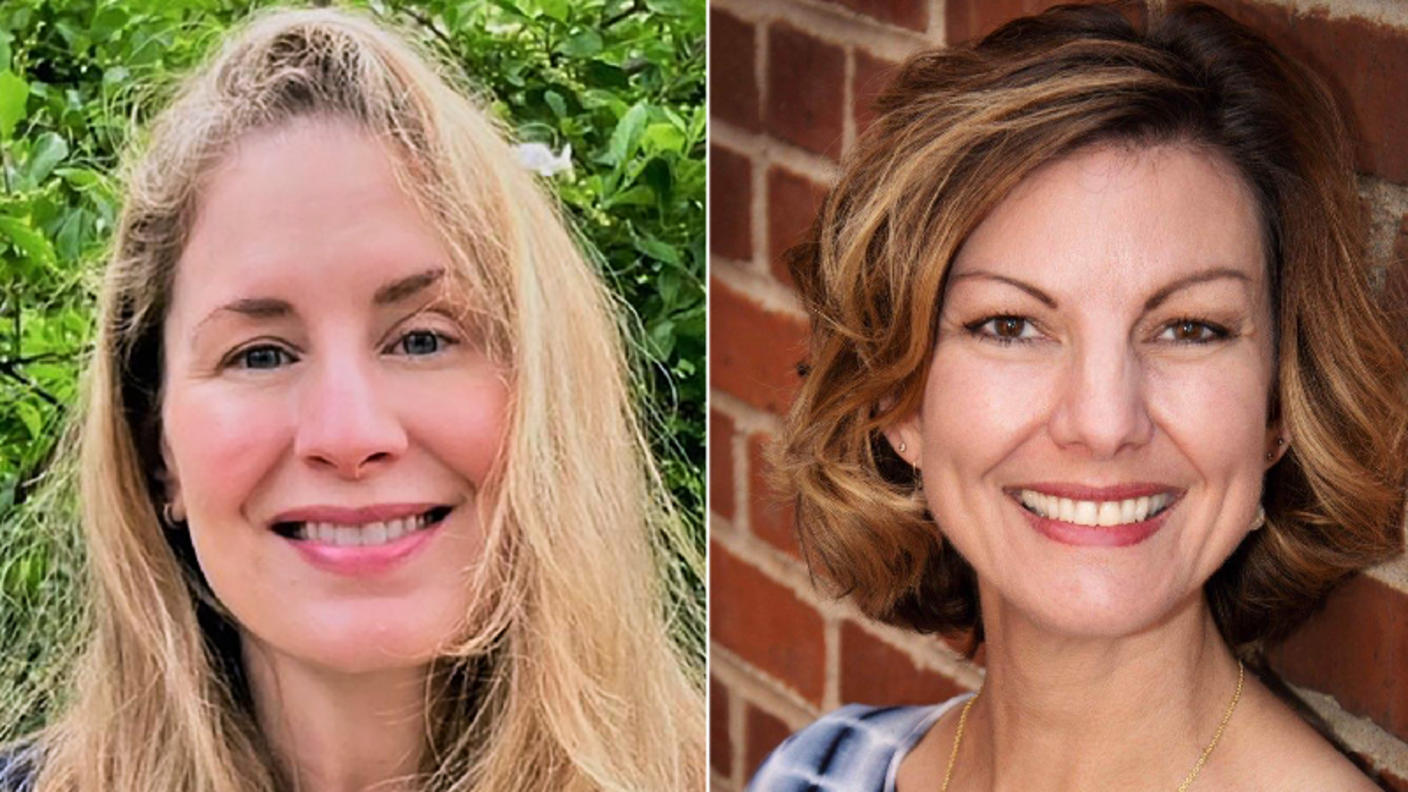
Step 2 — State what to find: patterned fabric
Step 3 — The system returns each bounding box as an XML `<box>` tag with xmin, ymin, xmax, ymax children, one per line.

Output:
<box><xmin>0</xmin><ymin>741</ymin><xmax>38</xmax><ymax>792</ymax></box>
<box><xmin>748</xmin><ymin>695</ymin><xmax>971</xmax><ymax>792</ymax></box>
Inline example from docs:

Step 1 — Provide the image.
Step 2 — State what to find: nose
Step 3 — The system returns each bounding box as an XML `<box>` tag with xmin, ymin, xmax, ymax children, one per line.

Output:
<box><xmin>1047</xmin><ymin>339</ymin><xmax>1154</xmax><ymax>459</ymax></box>
<box><xmin>294</xmin><ymin>355</ymin><xmax>408</xmax><ymax>479</ymax></box>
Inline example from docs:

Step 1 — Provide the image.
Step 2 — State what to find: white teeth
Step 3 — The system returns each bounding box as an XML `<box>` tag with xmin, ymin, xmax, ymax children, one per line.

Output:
<box><xmin>292</xmin><ymin>512</ymin><xmax>433</xmax><ymax>547</ymax></box>
<box><xmin>1017</xmin><ymin>490</ymin><xmax>1173</xmax><ymax>527</ymax></box>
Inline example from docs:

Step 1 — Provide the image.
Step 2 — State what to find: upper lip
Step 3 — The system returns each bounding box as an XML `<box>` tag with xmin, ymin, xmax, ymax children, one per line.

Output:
<box><xmin>269</xmin><ymin>502</ymin><xmax>449</xmax><ymax>526</ymax></box>
<box><xmin>1005</xmin><ymin>482</ymin><xmax>1182</xmax><ymax>501</ymax></box>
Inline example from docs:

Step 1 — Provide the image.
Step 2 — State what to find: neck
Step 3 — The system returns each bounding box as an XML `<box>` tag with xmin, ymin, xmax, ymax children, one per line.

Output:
<box><xmin>961</xmin><ymin>587</ymin><xmax>1242</xmax><ymax>791</ymax></box>
<box><xmin>243</xmin><ymin>636</ymin><xmax>428</xmax><ymax>792</ymax></box>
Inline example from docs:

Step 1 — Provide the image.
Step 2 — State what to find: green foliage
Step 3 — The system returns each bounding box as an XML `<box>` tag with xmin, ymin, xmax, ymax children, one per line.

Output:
<box><xmin>0</xmin><ymin>0</ymin><xmax>704</xmax><ymax>736</ymax></box>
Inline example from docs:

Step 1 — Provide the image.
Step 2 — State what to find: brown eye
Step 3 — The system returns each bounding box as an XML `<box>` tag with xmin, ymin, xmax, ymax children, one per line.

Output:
<box><xmin>1158</xmin><ymin>319</ymin><xmax>1228</xmax><ymax>344</ymax></box>
<box><xmin>994</xmin><ymin>317</ymin><xmax>1025</xmax><ymax>338</ymax></box>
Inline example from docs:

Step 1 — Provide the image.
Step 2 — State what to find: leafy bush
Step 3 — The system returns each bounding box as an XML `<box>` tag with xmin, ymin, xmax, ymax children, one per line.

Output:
<box><xmin>0</xmin><ymin>0</ymin><xmax>703</xmax><ymax>736</ymax></box>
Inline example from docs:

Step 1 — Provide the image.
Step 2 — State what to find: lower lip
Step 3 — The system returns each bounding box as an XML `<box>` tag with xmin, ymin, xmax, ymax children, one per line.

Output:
<box><xmin>284</xmin><ymin>518</ymin><xmax>442</xmax><ymax>576</ymax></box>
<box><xmin>1017</xmin><ymin>501</ymin><xmax>1171</xmax><ymax>547</ymax></box>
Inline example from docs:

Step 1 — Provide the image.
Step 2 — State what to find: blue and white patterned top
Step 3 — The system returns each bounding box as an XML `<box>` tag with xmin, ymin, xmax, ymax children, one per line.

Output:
<box><xmin>748</xmin><ymin>695</ymin><xmax>971</xmax><ymax>792</ymax></box>
<box><xmin>0</xmin><ymin>741</ymin><xmax>38</xmax><ymax>792</ymax></box>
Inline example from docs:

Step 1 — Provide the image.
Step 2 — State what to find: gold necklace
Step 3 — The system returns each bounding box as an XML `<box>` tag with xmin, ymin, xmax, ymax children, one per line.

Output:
<box><xmin>938</xmin><ymin>661</ymin><xmax>1244</xmax><ymax>792</ymax></box>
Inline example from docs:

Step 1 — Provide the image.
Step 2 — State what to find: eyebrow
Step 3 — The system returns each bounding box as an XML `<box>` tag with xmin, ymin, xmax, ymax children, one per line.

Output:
<box><xmin>195</xmin><ymin>267</ymin><xmax>446</xmax><ymax>329</ymax></box>
<box><xmin>948</xmin><ymin>266</ymin><xmax>1252</xmax><ymax>312</ymax></box>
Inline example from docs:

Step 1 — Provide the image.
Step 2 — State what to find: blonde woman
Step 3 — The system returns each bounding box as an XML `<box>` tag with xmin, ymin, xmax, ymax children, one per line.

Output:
<box><xmin>0</xmin><ymin>7</ymin><xmax>701</xmax><ymax>792</ymax></box>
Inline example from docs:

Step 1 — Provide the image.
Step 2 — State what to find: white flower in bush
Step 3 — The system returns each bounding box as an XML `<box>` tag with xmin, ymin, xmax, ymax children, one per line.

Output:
<box><xmin>514</xmin><ymin>142</ymin><xmax>573</xmax><ymax>177</ymax></box>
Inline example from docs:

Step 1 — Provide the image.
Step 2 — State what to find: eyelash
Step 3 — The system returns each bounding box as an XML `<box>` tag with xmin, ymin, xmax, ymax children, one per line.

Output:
<box><xmin>223</xmin><ymin>328</ymin><xmax>460</xmax><ymax>371</ymax></box>
<box><xmin>962</xmin><ymin>315</ymin><xmax>1235</xmax><ymax>346</ymax></box>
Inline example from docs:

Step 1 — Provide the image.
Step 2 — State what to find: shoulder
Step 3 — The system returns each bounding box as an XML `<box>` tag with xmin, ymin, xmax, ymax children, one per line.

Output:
<box><xmin>747</xmin><ymin>702</ymin><xmax>955</xmax><ymax>792</ymax></box>
<box><xmin>0</xmin><ymin>741</ymin><xmax>40</xmax><ymax>792</ymax></box>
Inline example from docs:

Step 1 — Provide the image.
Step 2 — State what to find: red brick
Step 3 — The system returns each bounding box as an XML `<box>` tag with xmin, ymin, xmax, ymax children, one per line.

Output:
<box><xmin>711</xmin><ymin>9</ymin><xmax>760</xmax><ymax>132</ymax></box>
<box><xmin>711</xmin><ymin>145</ymin><xmax>752</xmax><ymax>262</ymax></box>
<box><xmin>765</xmin><ymin>24</ymin><xmax>845</xmax><ymax>160</ymax></box>
<box><xmin>747</xmin><ymin>431</ymin><xmax>800</xmax><ymax>558</ymax></box>
<box><xmin>1210</xmin><ymin>1</ymin><xmax>1408</xmax><ymax>184</ymax></box>
<box><xmin>1371</xmin><ymin>763</ymin><xmax>1408</xmax><ymax>792</ymax></box>
<box><xmin>1271</xmin><ymin>575</ymin><xmax>1408</xmax><ymax>742</ymax></box>
<box><xmin>818</xmin><ymin>0</ymin><xmax>928</xmax><ymax>32</ymax></box>
<box><xmin>853</xmin><ymin>49</ymin><xmax>901</xmax><ymax>138</ymax></box>
<box><xmin>745</xmin><ymin>703</ymin><xmax>794</xmax><ymax>779</ymax></box>
<box><xmin>1387</xmin><ymin>215</ymin><xmax>1408</xmax><ymax>335</ymax></box>
<box><xmin>709</xmin><ymin>277</ymin><xmax>809</xmax><ymax>415</ymax></box>
<box><xmin>710</xmin><ymin>675</ymin><xmax>732</xmax><ymax>776</ymax></box>
<box><xmin>945</xmin><ymin>0</ymin><xmax>1072</xmax><ymax>45</ymax></box>
<box><xmin>840</xmin><ymin>620</ymin><xmax>966</xmax><ymax>705</ymax></box>
<box><xmin>710</xmin><ymin>540</ymin><xmax>826</xmax><ymax>703</ymax></box>
<box><xmin>766</xmin><ymin>166</ymin><xmax>829</xmax><ymax>289</ymax></box>
<box><xmin>710</xmin><ymin>410</ymin><xmax>737</xmax><ymax>520</ymax></box>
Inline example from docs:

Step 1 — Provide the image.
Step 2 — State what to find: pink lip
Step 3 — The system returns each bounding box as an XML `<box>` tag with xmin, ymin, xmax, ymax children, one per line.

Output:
<box><xmin>1007</xmin><ymin>484</ymin><xmax>1182</xmax><ymax>548</ymax></box>
<box><xmin>271</xmin><ymin>502</ymin><xmax>445</xmax><ymax>526</ymax></box>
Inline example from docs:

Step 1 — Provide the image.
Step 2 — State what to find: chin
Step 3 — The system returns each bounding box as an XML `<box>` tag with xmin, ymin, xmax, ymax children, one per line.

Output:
<box><xmin>1000</xmin><ymin>569</ymin><xmax>1192</xmax><ymax>640</ymax></box>
<box><xmin>245</xmin><ymin>601</ymin><xmax>468</xmax><ymax>675</ymax></box>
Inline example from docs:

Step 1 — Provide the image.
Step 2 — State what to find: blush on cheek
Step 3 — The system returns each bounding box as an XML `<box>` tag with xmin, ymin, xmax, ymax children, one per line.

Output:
<box><xmin>165</xmin><ymin>388</ymin><xmax>290</xmax><ymax>514</ymax></box>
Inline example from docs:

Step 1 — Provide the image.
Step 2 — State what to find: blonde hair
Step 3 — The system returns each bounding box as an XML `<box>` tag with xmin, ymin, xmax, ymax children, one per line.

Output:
<box><xmin>779</xmin><ymin>2</ymin><xmax>1407</xmax><ymax>654</ymax></box>
<box><xmin>28</xmin><ymin>7</ymin><xmax>701</xmax><ymax>790</ymax></box>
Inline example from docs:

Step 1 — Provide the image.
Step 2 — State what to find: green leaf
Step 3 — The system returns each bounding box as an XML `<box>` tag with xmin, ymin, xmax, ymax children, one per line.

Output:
<box><xmin>607</xmin><ymin>102</ymin><xmax>648</xmax><ymax>165</ymax></box>
<box><xmin>544</xmin><ymin>89</ymin><xmax>566</xmax><ymax>119</ymax></box>
<box><xmin>633</xmin><ymin>231</ymin><xmax>679</xmax><ymax>265</ymax></box>
<box><xmin>54</xmin><ymin>167</ymin><xmax>100</xmax><ymax>190</ymax></box>
<box><xmin>0</xmin><ymin>216</ymin><xmax>56</xmax><ymax>268</ymax></box>
<box><xmin>559</xmin><ymin>29</ymin><xmax>603</xmax><ymax>57</ymax></box>
<box><xmin>642</xmin><ymin>122</ymin><xmax>684</xmax><ymax>153</ymax></box>
<box><xmin>0</xmin><ymin>70</ymin><xmax>29</xmax><ymax>138</ymax></box>
<box><xmin>26</xmin><ymin>132</ymin><xmax>69</xmax><ymax>184</ymax></box>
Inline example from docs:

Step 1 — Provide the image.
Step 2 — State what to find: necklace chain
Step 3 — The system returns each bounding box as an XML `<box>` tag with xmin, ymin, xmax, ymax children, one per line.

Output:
<box><xmin>938</xmin><ymin>660</ymin><xmax>1245</xmax><ymax>792</ymax></box>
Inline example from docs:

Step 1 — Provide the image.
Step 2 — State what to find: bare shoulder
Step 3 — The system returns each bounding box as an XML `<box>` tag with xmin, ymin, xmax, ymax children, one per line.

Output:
<box><xmin>1220</xmin><ymin>679</ymin><xmax>1381</xmax><ymax>792</ymax></box>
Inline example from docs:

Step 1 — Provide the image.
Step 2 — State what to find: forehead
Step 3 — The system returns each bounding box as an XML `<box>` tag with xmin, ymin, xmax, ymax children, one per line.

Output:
<box><xmin>951</xmin><ymin>143</ymin><xmax>1266</xmax><ymax>293</ymax></box>
<box><xmin>171</xmin><ymin>117</ymin><xmax>452</xmax><ymax>317</ymax></box>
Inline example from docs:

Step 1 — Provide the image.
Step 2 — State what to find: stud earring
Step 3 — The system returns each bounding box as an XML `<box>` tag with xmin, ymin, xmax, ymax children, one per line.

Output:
<box><xmin>897</xmin><ymin>440</ymin><xmax>907</xmax><ymax>454</ymax></box>
<box><xmin>1249</xmin><ymin>504</ymin><xmax>1265</xmax><ymax>531</ymax></box>
<box><xmin>1266</xmin><ymin>437</ymin><xmax>1285</xmax><ymax>462</ymax></box>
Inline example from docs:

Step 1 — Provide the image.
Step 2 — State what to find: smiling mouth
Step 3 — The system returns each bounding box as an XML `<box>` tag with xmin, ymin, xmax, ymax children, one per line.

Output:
<box><xmin>1014</xmin><ymin>490</ymin><xmax>1174</xmax><ymax>527</ymax></box>
<box><xmin>271</xmin><ymin>505</ymin><xmax>453</xmax><ymax>546</ymax></box>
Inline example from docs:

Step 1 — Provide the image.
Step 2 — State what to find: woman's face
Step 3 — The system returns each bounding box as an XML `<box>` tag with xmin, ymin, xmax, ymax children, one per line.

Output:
<box><xmin>889</xmin><ymin>144</ymin><xmax>1281</xmax><ymax>638</ymax></box>
<box><xmin>160</xmin><ymin>118</ymin><xmax>508</xmax><ymax>673</ymax></box>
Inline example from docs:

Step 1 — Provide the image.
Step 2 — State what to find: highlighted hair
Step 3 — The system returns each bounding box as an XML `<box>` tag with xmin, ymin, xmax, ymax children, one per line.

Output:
<box><xmin>31</xmin><ymin>8</ymin><xmax>701</xmax><ymax>791</ymax></box>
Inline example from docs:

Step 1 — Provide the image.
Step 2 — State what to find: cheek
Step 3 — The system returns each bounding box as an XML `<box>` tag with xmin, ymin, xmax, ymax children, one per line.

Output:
<box><xmin>163</xmin><ymin>385</ymin><xmax>292</xmax><ymax>515</ymax></box>
<box><xmin>396</xmin><ymin>369</ymin><xmax>509</xmax><ymax>485</ymax></box>
<box><xmin>921</xmin><ymin>348</ymin><xmax>1057</xmax><ymax>466</ymax></box>
<box><xmin>1147</xmin><ymin>356</ymin><xmax>1270</xmax><ymax>470</ymax></box>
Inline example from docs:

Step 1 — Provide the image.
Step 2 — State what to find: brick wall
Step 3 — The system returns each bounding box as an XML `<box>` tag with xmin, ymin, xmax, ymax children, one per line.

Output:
<box><xmin>707</xmin><ymin>0</ymin><xmax>1408</xmax><ymax>788</ymax></box>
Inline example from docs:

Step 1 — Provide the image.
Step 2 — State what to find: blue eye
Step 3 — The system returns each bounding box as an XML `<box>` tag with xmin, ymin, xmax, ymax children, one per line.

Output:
<box><xmin>392</xmin><ymin>330</ymin><xmax>457</xmax><ymax>356</ymax></box>
<box><xmin>234</xmin><ymin>345</ymin><xmax>293</xmax><ymax>370</ymax></box>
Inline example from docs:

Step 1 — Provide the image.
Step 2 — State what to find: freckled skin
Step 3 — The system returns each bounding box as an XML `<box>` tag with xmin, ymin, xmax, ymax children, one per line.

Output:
<box><xmin>161</xmin><ymin>118</ymin><xmax>508</xmax><ymax>673</ymax></box>
<box><xmin>891</xmin><ymin>144</ymin><xmax>1278</xmax><ymax>639</ymax></box>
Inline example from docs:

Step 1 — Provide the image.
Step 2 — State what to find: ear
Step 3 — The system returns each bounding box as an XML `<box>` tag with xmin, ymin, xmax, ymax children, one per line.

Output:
<box><xmin>159</xmin><ymin>435</ymin><xmax>187</xmax><ymax>524</ymax></box>
<box><xmin>882</xmin><ymin>409</ymin><xmax>924</xmax><ymax>469</ymax></box>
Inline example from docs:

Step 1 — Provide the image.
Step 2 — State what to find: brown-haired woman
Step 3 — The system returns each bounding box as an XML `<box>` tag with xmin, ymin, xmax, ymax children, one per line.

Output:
<box><xmin>751</xmin><ymin>2</ymin><xmax>1406</xmax><ymax>791</ymax></box>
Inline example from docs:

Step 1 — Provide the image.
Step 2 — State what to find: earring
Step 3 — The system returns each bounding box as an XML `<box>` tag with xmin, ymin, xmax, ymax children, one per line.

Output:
<box><xmin>1249</xmin><ymin>504</ymin><xmax>1265</xmax><ymax>531</ymax></box>
<box><xmin>1266</xmin><ymin>437</ymin><xmax>1286</xmax><ymax>462</ymax></box>
<box><xmin>897</xmin><ymin>440</ymin><xmax>907</xmax><ymax>454</ymax></box>
<box><xmin>163</xmin><ymin>502</ymin><xmax>183</xmax><ymax>527</ymax></box>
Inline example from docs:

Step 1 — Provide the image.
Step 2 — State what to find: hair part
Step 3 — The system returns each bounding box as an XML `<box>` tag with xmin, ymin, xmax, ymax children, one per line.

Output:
<box><xmin>32</xmin><ymin>8</ymin><xmax>701</xmax><ymax>791</ymax></box>
<box><xmin>778</xmin><ymin>1</ymin><xmax>1407</xmax><ymax>655</ymax></box>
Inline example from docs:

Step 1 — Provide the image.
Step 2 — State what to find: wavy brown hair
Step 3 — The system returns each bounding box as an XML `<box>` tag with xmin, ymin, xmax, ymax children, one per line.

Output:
<box><xmin>778</xmin><ymin>1</ymin><xmax>1407</xmax><ymax>657</ymax></box>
